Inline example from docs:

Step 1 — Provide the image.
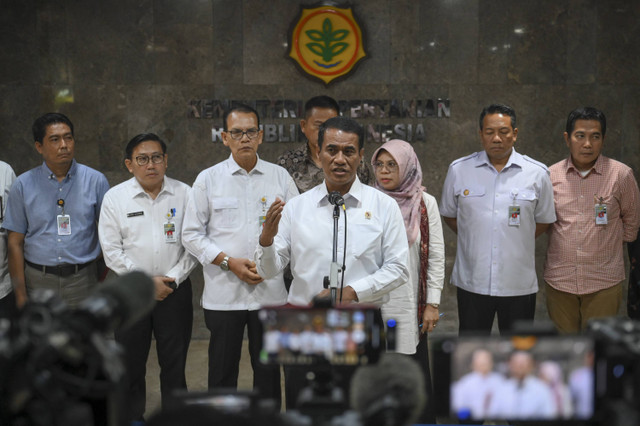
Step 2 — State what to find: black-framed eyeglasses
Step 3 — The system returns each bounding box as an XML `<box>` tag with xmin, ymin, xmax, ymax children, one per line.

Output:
<box><xmin>135</xmin><ymin>154</ymin><xmax>165</xmax><ymax>166</ymax></box>
<box><xmin>228</xmin><ymin>128</ymin><xmax>260</xmax><ymax>140</ymax></box>
<box><xmin>373</xmin><ymin>161</ymin><xmax>399</xmax><ymax>172</ymax></box>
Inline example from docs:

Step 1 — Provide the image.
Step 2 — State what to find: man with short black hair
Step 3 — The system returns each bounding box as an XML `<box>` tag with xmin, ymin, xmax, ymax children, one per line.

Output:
<box><xmin>277</xmin><ymin>95</ymin><xmax>371</xmax><ymax>193</ymax></box>
<box><xmin>182</xmin><ymin>104</ymin><xmax>298</xmax><ymax>405</ymax></box>
<box><xmin>544</xmin><ymin>107</ymin><xmax>640</xmax><ymax>333</ymax></box>
<box><xmin>98</xmin><ymin>133</ymin><xmax>197</xmax><ymax>422</ymax></box>
<box><xmin>5</xmin><ymin>113</ymin><xmax>109</xmax><ymax>308</ymax></box>
<box><xmin>440</xmin><ymin>104</ymin><xmax>556</xmax><ymax>335</ymax></box>
<box><xmin>256</xmin><ymin>116</ymin><xmax>408</xmax><ymax>408</ymax></box>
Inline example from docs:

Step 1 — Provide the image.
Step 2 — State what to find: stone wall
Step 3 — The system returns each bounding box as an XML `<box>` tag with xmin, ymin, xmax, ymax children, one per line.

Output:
<box><xmin>2</xmin><ymin>0</ymin><xmax>638</xmax><ymax>336</ymax></box>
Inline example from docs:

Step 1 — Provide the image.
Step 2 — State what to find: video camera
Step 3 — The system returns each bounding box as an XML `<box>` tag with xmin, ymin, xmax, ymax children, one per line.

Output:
<box><xmin>0</xmin><ymin>271</ymin><xmax>155</xmax><ymax>426</ymax></box>
<box><xmin>432</xmin><ymin>317</ymin><xmax>640</xmax><ymax>425</ymax></box>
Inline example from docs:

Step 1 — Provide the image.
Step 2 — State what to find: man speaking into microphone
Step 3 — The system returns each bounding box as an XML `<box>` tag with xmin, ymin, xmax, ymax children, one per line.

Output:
<box><xmin>256</xmin><ymin>116</ymin><xmax>408</xmax><ymax>408</ymax></box>
<box><xmin>256</xmin><ymin>116</ymin><xmax>408</xmax><ymax>307</ymax></box>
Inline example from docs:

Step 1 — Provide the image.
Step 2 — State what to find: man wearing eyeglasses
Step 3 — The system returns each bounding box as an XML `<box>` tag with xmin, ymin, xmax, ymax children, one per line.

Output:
<box><xmin>4</xmin><ymin>113</ymin><xmax>110</xmax><ymax>309</ymax></box>
<box><xmin>182</xmin><ymin>104</ymin><xmax>298</xmax><ymax>406</ymax></box>
<box><xmin>98</xmin><ymin>133</ymin><xmax>197</xmax><ymax>423</ymax></box>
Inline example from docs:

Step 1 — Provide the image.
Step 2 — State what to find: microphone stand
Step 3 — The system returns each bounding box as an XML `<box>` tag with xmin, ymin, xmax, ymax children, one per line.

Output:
<box><xmin>329</xmin><ymin>204</ymin><xmax>341</xmax><ymax>306</ymax></box>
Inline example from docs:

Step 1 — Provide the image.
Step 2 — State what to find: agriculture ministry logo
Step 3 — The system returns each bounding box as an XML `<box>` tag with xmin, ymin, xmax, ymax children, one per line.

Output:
<box><xmin>289</xmin><ymin>4</ymin><xmax>367</xmax><ymax>85</ymax></box>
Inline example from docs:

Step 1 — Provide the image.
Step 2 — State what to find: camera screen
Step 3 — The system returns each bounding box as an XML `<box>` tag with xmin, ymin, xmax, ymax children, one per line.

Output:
<box><xmin>434</xmin><ymin>335</ymin><xmax>595</xmax><ymax>422</ymax></box>
<box><xmin>258</xmin><ymin>305</ymin><xmax>384</xmax><ymax>366</ymax></box>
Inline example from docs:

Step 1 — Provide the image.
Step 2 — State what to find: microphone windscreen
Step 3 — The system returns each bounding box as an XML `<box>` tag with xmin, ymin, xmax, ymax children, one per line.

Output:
<box><xmin>80</xmin><ymin>271</ymin><xmax>155</xmax><ymax>331</ymax></box>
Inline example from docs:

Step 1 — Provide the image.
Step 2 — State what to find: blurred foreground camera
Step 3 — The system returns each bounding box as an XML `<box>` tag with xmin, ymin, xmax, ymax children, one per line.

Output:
<box><xmin>0</xmin><ymin>271</ymin><xmax>155</xmax><ymax>426</ymax></box>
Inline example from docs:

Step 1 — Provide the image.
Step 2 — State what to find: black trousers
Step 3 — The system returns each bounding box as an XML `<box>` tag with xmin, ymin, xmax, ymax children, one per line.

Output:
<box><xmin>456</xmin><ymin>287</ymin><xmax>536</xmax><ymax>335</ymax></box>
<box><xmin>412</xmin><ymin>337</ymin><xmax>436</xmax><ymax>424</ymax></box>
<box><xmin>203</xmin><ymin>309</ymin><xmax>281</xmax><ymax>407</ymax></box>
<box><xmin>114</xmin><ymin>278</ymin><xmax>193</xmax><ymax>421</ymax></box>
<box><xmin>0</xmin><ymin>291</ymin><xmax>16</xmax><ymax>321</ymax></box>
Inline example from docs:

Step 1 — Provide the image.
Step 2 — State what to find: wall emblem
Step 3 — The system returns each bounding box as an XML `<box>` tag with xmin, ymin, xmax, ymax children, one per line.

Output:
<box><xmin>289</xmin><ymin>4</ymin><xmax>367</xmax><ymax>84</ymax></box>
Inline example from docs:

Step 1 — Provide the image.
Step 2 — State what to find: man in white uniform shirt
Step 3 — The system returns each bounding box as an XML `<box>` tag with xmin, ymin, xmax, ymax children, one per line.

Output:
<box><xmin>98</xmin><ymin>133</ymin><xmax>197</xmax><ymax>423</ymax></box>
<box><xmin>0</xmin><ymin>161</ymin><xmax>16</xmax><ymax>319</ymax></box>
<box><xmin>182</xmin><ymin>104</ymin><xmax>298</xmax><ymax>405</ymax></box>
<box><xmin>256</xmin><ymin>116</ymin><xmax>409</xmax><ymax>407</ymax></box>
<box><xmin>440</xmin><ymin>104</ymin><xmax>556</xmax><ymax>335</ymax></box>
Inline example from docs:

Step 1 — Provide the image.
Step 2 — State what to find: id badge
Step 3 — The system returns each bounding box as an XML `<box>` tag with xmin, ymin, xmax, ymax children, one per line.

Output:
<box><xmin>259</xmin><ymin>215</ymin><xmax>266</xmax><ymax>228</ymax></box>
<box><xmin>57</xmin><ymin>214</ymin><xmax>71</xmax><ymax>235</ymax></box>
<box><xmin>595</xmin><ymin>204</ymin><xmax>608</xmax><ymax>225</ymax></box>
<box><xmin>164</xmin><ymin>222</ymin><xmax>177</xmax><ymax>243</ymax></box>
<box><xmin>508</xmin><ymin>205</ymin><xmax>521</xmax><ymax>226</ymax></box>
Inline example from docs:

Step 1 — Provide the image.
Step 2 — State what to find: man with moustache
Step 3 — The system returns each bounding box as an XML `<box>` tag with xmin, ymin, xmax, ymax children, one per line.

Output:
<box><xmin>544</xmin><ymin>107</ymin><xmax>640</xmax><ymax>333</ymax></box>
<box><xmin>182</xmin><ymin>104</ymin><xmax>298</xmax><ymax>405</ymax></box>
<box><xmin>277</xmin><ymin>95</ymin><xmax>371</xmax><ymax>193</ymax></box>
<box><xmin>4</xmin><ymin>113</ymin><xmax>109</xmax><ymax>308</ymax></box>
<box><xmin>256</xmin><ymin>116</ymin><xmax>408</xmax><ymax>407</ymax></box>
<box><xmin>98</xmin><ymin>133</ymin><xmax>197</xmax><ymax>422</ymax></box>
<box><xmin>440</xmin><ymin>104</ymin><xmax>556</xmax><ymax>335</ymax></box>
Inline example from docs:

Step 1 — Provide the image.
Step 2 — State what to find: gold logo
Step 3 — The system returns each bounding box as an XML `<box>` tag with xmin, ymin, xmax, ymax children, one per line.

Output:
<box><xmin>289</xmin><ymin>5</ymin><xmax>367</xmax><ymax>84</ymax></box>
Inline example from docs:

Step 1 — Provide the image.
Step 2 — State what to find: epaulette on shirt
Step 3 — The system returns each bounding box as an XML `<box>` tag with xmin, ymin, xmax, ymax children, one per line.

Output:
<box><xmin>449</xmin><ymin>152</ymin><xmax>480</xmax><ymax>167</ymax></box>
<box><xmin>522</xmin><ymin>155</ymin><xmax>550</xmax><ymax>172</ymax></box>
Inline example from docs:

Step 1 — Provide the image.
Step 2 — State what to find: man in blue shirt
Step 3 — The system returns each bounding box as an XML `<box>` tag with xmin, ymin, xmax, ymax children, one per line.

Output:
<box><xmin>4</xmin><ymin>113</ymin><xmax>110</xmax><ymax>308</ymax></box>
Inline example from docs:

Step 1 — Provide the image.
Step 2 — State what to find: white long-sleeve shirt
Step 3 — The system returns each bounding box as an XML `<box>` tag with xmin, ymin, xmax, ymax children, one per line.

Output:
<box><xmin>0</xmin><ymin>161</ymin><xmax>16</xmax><ymax>299</ymax></box>
<box><xmin>98</xmin><ymin>176</ymin><xmax>197</xmax><ymax>285</ymax></box>
<box><xmin>182</xmin><ymin>155</ymin><xmax>299</xmax><ymax>310</ymax></box>
<box><xmin>381</xmin><ymin>191</ymin><xmax>445</xmax><ymax>354</ymax></box>
<box><xmin>255</xmin><ymin>178</ymin><xmax>409</xmax><ymax>306</ymax></box>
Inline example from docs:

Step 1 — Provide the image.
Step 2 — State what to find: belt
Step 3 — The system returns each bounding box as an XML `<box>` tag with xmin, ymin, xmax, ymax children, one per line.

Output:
<box><xmin>25</xmin><ymin>260</ymin><xmax>93</xmax><ymax>277</ymax></box>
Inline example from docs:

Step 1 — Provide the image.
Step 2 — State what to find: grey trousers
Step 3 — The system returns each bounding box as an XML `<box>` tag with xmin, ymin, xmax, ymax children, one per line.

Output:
<box><xmin>25</xmin><ymin>261</ymin><xmax>98</xmax><ymax>307</ymax></box>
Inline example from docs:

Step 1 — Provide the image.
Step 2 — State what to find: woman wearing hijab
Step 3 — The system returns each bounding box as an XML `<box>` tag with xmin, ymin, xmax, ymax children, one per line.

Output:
<box><xmin>372</xmin><ymin>139</ymin><xmax>445</xmax><ymax>423</ymax></box>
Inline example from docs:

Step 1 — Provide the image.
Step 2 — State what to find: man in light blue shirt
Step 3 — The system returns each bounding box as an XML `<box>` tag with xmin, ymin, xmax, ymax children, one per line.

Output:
<box><xmin>4</xmin><ymin>113</ymin><xmax>110</xmax><ymax>308</ymax></box>
<box><xmin>440</xmin><ymin>104</ymin><xmax>555</xmax><ymax>335</ymax></box>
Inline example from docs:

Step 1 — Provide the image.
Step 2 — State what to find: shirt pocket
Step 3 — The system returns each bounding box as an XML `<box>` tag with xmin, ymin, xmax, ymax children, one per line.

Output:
<box><xmin>350</xmin><ymin>222</ymin><xmax>383</xmax><ymax>261</ymax></box>
<box><xmin>456</xmin><ymin>185</ymin><xmax>486</xmax><ymax>200</ymax></box>
<box><xmin>513</xmin><ymin>188</ymin><xmax>538</xmax><ymax>204</ymax></box>
<box><xmin>211</xmin><ymin>197</ymin><xmax>239</xmax><ymax>228</ymax></box>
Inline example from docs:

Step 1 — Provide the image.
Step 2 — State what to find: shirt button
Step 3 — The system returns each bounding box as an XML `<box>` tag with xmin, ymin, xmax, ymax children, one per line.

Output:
<box><xmin>59</xmin><ymin>188</ymin><xmax>62</xmax><ymax>192</ymax></box>
<box><xmin>58</xmin><ymin>256</ymin><xmax>62</xmax><ymax>260</ymax></box>
<box><xmin>57</xmin><ymin>239</ymin><xmax>61</xmax><ymax>242</ymax></box>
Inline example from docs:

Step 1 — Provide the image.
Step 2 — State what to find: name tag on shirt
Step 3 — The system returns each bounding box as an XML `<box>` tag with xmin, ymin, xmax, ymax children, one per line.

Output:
<box><xmin>57</xmin><ymin>214</ymin><xmax>71</xmax><ymax>235</ymax></box>
<box><xmin>127</xmin><ymin>211</ymin><xmax>144</xmax><ymax>218</ymax></box>
<box><xmin>508</xmin><ymin>205</ymin><xmax>521</xmax><ymax>226</ymax></box>
<box><xmin>595</xmin><ymin>204</ymin><xmax>608</xmax><ymax>225</ymax></box>
<box><xmin>164</xmin><ymin>222</ymin><xmax>177</xmax><ymax>243</ymax></box>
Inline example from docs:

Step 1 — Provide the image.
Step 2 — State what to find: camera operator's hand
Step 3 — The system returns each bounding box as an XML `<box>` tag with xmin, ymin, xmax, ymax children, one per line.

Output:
<box><xmin>259</xmin><ymin>198</ymin><xmax>285</xmax><ymax>247</ymax></box>
<box><xmin>315</xmin><ymin>286</ymin><xmax>359</xmax><ymax>305</ymax></box>
<box><xmin>153</xmin><ymin>276</ymin><xmax>174</xmax><ymax>301</ymax></box>
<box><xmin>229</xmin><ymin>257</ymin><xmax>264</xmax><ymax>285</ymax></box>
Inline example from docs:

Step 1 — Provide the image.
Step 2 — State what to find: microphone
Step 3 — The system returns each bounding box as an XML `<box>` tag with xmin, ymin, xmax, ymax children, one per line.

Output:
<box><xmin>328</xmin><ymin>191</ymin><xmax>345</xmax><ymax>207</ymax></box>
<box><xmin>76</xmin><ymin>270</ymin><xmax>156</xmax><ymax>332</ymax></box>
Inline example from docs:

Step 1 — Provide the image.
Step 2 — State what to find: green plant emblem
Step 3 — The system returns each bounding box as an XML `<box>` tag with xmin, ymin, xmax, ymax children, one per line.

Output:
<box><xmin>305</xmin><ymin>18</ymin><xmax>349</xmax><ymax>63</ymax></box>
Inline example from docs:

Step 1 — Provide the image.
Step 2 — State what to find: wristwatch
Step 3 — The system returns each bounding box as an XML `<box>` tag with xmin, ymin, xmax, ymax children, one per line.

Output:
<box><xmin>220</xmin><ymin>256</ymin><xmax>230</xmax><ymax>271</ymax></box>
<box><xmin>427</xmin><ymin>303</ymin><xmax>440</xmax><ymax>309</ymax></box>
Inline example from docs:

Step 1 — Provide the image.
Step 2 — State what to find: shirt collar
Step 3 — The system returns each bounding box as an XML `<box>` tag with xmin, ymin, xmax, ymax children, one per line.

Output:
<box><xmin>227</xmin><ymin>154</ymin><xmax>264</xmax><ymax>175</ymax></box>
<box><xmin>475</xmin><ymin>148</ymin><xmax>523</xmax><ymax>170</ymax></box>
<box><xmin>565</xmin><ymin>154</ymin><xmax>603</xmax><ymax>176</ymax></box>
<box><xmin>315</xmin><ymin>176</ymin><xmax>363</xmax><ymax>207</ymax></box>
<box><xmin>41</xmin><ymin>159</ymin><xmax>77</xmax><ymax>180</ymax></box>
